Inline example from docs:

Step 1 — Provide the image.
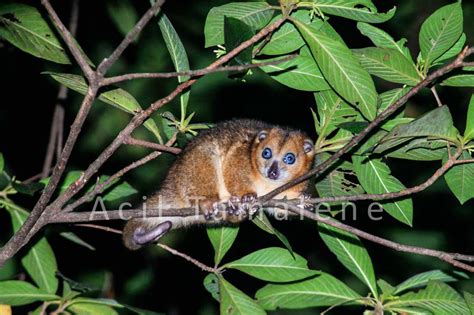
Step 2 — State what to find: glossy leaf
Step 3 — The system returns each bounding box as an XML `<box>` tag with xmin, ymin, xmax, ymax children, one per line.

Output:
<box><xmin>7</xmin><ymin>205</ymin><xmax>58</xmax><ymax>294</ymax></box>
<box><xmin>386</xmin><ymin>281</ymin><xmax>469</xmax><ymax>314</ymax></box>
<box><xmin>378</xmin><ymin>87</ymin><xmax>410</xmax><ymax>113</ymax></box>
<box><xmin>374</xmin><ymin>106</ymin><xmax>459</xmax><ymax>154</ymax></box>
<box><xmin>313</xmin><ymin>89</ymin><xmax>359</xmax><ymax>138</ymax></box>
<box><xmin>0</xmin><ymin>281</ymin><xmax>58</xmax><ymax>306</ymax></box>
<box><xmin>260</xmin><ymin>54</ymin><xmax>330</xmax><ymax>91</ymax></box>
<box><xmin>465</xmin><ymin>95</ymin><xmax>474</xmax><ymax>141</ymax></box>
<box><xmin>46</xmin><ymin>72</ymin><xmax>163</xmax><ymax>142</ymax></box>
<box><xmin>68</xmin><ymin>303</ymin><xmax>118</xmax><ymax>315</ymax></box>
<box><xmin>441</xmin><ymin>74</ymin><xmax>474</xmax><ymax>87</ymax></box>
<box><xmin>444</xmin><ymin>151</ymin><xmax>474</xmax><ymax>205</ymax></box>
<box><xmin>158</xmin><ymin>14</ymin><xmax>190</xmax><ymax>117</ymax></box>
<box><xmin>259</xmin><ymin>11</ymin><xmax>323</xmax><ymax>56</ymax></box>
<box><xmin>251</xmin><ymin>212</ymin><xmax>294</xmax><ymax>257</ymax></box>
<box><xmin>465</xmin><ymin>292</ymin><xmax>474</xmax><ymax>314</ymax></box>
<box><xmin>353</xmin><ymin>47</ymin><xmax>421</xmax><ymax>85</ymax></box>
<box><xmin>207</xmin><ymin>226</ymin><xmax>239</xmax><ymax>266</ymax></box>
<box><xmin>0</xmin><ymin>153</ymin><xmax>4</xmax><ymax>172</ymax></box>
<box><xmin>357</xmin><ymin>22</ymin><xmax>411</xmax><ymax>60</ymax></box>
<box><xmin>353</xmin><ymin>156</ymin><xmax>413</xmax><ymax>225</ymax></box>
<box><xmin>393</xmin><ymin>270</ymin><xmax>458</xmax><ymax>295</ymax></box>
<box><xmin>0</xmin><ymin>3</ymin><xmax>70</xmax><ymax>64</ymax></box>
<box><xmin>294</xmin><ymin>19</ymin><xmax>377</xmax><ymax>120</ymax></box>
<box><xmin>204</xmin><ymin>2</ymin><xmax>273</xmax><ymax>47</ymax></box>
<box><xmin>203</xmin><ymin>273</ymin><xmax>220</xmax><ymax>302</ymax></box>
<box><xmin>318</xmin><ymin>220</ymin><xmax>378</xmax><ymax>297</ymax></box>
<box><xmin>387</xmin><ymin>138</ymin><xmax>448</xmax><ymax>161</ymax></box>
<box><xmin>434</xmin><ymin>33</ymin><xmax>466</xmax><ymax>65</ymax></box>
<box><xmin>419</xmin><ymin>2</ymin><xmax>463</xmax><ymax>68</ymax></box>
<box><xmin>256</xmin><ymin>272</ymin><xmax>362</xmax><ymax>310</ymax></box>
<box><xmin>224</xmin><ymin>247</ymin><xmax>318</xmax><ymax>282</ymax></box>
<box><xmin>60</xmin><ymin>232</ymin><xmax>96</xmax><ymax>251</ymax></box>
<box><xmin>313</xmin><ymin>0</ymin><xmax>396</xmax><ymax>23</ymax></box>
<box><xmin>224</xmin><ymin>17</ymin><xmax>254</xmax><ymax>66</ymax></box>
<box><xmin>219</xmin><ymin>277</ymin><xmax>265</xmax><ymax>315</ymax></box>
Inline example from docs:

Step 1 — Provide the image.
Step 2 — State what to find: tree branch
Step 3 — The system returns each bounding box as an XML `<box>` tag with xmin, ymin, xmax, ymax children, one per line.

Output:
<box><xmin>260</xmin><ymin>46</ymin><xmax>474</xmax><ymax>202</ymax></box>
<box><xmin>307</xmin><ymin>147</ymin><xmax>463</xmax><ymax>204</ymax></box>
<box><xmin>101</xmin><ymin>54</ymin><xmax>297</xmax><ymax>86</ymax></box>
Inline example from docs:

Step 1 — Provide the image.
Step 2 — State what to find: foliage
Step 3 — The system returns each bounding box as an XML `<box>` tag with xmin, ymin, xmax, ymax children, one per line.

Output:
<box><xmin>0</xmin><ymin>0</ymin><xmax>473</xmax><ymax>314</ymax></box>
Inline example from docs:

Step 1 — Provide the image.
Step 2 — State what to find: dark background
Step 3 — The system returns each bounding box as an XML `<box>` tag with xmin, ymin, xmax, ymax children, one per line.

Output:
<box><xmin>1</xmin><ymin>0</ymin><xmax>473</xmax><ymax>314</ymax></box>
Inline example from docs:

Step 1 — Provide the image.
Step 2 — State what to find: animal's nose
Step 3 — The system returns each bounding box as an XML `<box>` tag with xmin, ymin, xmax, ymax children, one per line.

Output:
<box><xmin>267</xmin><ymin>161</ymin><xmax>280</xmax><ymax>180</ymax></box>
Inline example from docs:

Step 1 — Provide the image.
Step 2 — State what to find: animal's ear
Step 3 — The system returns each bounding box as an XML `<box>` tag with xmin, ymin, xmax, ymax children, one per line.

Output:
<box><xmin>256</xmin><ymin>130</ymin><xmax>268</xmax><ymax>142</ymax></box>
<box><xmin>303</xmin><ymin>139</ymin><xmax>314</xmax><ymax>154</ymax></box>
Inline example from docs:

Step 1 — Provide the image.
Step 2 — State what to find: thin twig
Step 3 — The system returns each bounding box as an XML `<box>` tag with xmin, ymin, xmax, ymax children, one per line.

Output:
<box><xmin>74</xmin><ymin>223</ymin><xmax>122</xmax><ymax>234</ymax></box>
<box><xmin>101</xmin><ymin>54</ymin><xmax>297</xmax><ymax>86</ymax></box>
<box><xmin>124</xmin><ymin>137</ymin><xmax>182</xmax><ymax>154</ymax></box>
<box><xmin>431</xmin><ymin>86</ymin><xmax>443</xmax><ymax>107</ymax></box>
<box><xmin>96</xmin><ymin>0</ymin><xmax>166</xmax><ymax>76</ymax></box>
<box><xmin>157</xmin><ymin>243</ymin><xmax>218</xmax><ymax>273</ymax></box>
<box><xmin>41</xmin><ymin>0</ymin><xmax>78</xmax><ymax>179</ymax></box>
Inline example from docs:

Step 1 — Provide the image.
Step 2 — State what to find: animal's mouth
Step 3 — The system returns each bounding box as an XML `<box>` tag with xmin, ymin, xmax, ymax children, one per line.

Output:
<box><xmin>266</xmin><ymin>161</ymin><xmax>280</xmax><ymax>180</ymax></box>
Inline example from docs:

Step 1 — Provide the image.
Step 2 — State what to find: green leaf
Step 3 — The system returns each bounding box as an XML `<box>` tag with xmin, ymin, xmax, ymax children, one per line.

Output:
<box><xmin>318</xmin><ymin>221</ymin><xmax>378</xmax><ymax>297</ymax></box>
<box><xmin>464</xmin><ymin>291</ymin><xmax>474</xmax><ymax>314</ymax></box>
<box><xmin>312</xmin><ymin>0</ymin><xmax>396</xmax><ymax>23</ymax></box>
<box><xmin>204</xmin><ymin>2</ymin><xmax>274</xmax><ymax>48</ymax></box>
<box><xmin>219</xmin><ymin>277</ymin><xmax>265</xmax><ymax>315</ymax></box>
<box><xmin>393</xmin><ymin>270</ymin><xmax>458</xmax><ymax>295</ymax></box>
<box><xmin>207</xmin><ymin>226</ymin><xmax>239</xmax><ymax>266</ymax></box>
<box><xmin>315</xmin><ymin>155</ymin><xmax>364</xmax><ymax>199</ymax></box>
<box><xmin>251</xmin><ymin>212</ymin><xmax>294</xmax><ymax>257</ymax></box>
<box><xmin>106</xmin><ymin>0</ymin><xmax>139</xmax><ymax>38</ymax></box>
<box><xmin>374</xmin><ymin>106</ymin><xmax>459</xmax><ymax>154</ymax></box>
<box><xmin>259</xmin><ymin>11</ymin><xmax>323</xmax><ymax>56</ymax></box>
<box><xmin>256</xmin><ymin>272</ymin><xmax>362</xmax><ymax>310</ymax></box>
<box><xmin>60</xmin><ymin>232</ymin><xmax>96</xmax><ymax>251</ymax></box>
<box><xmin>46</xmin><ymin>72</ymin><xmax>163</xmax><ymax>143</ymax></box>
<box><xmin>353</xmin><ymin>156</ymin><xmax>413</xmax><ymax>225</ymax></box>
<box><xmin>6</xmin><ymin>205</ymin><xmax>58</xmax><ymax>294</ymax></box>
<box><xmin>387</xmin><ymin>138</ymin><xmax>448</xmax><ymax>161</ymax></box>
<box><xmin>158</xmin><ymin>14</ymin><xmax>190</xmax><ymax>120</ymax></box>
<box><xmin>419</xmin><ymin>2</ymin><xmax>463</xmax><ymax>69</ymax></box>
<box><xmin>294</xmin><ymin>19</ymin><xmax>377</xmax><ymax>120</ymax></box>
<box><xmin>378</xmin><ymin>87</ymin><xmax>410</xmax><ymax>113</ymax></box>
<box><xmin>441</xmin><ymin>74</ymin><xmax>474</xmax><ymax>87</ymax></box>
<box><xmin>68</xmin><ymin>303</ymin><xmax>118</xmax><ymax>315</ymax></box>
<box><xmin>444</xmin><ymin>151</ymin><xmax>474</xmax><ymax>205</ymax></box>
<box><xmin>465</xmin><ymin>95</ymin><xmax>474</xmax><ymax>141</ymax></box>
<box><xmin>224</xmin><ymin>247</ymin><xmax>318</xmax><ymax>282</ymax></box>
<box><xmin>353</xmin><ymin>47</ymin><xmax>421</xmax><ymax>85</ymax></box>
<box><xmin>11</xmin><ymin>181</ymin><xmax>44</xmax><ymax>196</ymax></box>
<box><xmin>434</xmin><ymin>33</ymin><xmax>466</xmax><ymax>65</ymax></box>
<box><xmin>357</xmin><ymin>22</ymin><xmax>411</xmax><ymax>60</ymax></box>
<box><xmin>224</xmin><ymin>17</ymin><xmax>254</xmax><ymax>66</ymax></box>
<box><xmin>40</xmin><ymin>170</ymin><xmax>81</xmax><ymax>194</ymax></box>
<box><xmin>260</xmin><ymin>54</ymin><xmax>330</xmax><ymax>91</ymax></box>
<box><xmin>0</xmin><ymin>153</ymin><xmax>4</xmax><ymax>172</ymax></box>
<box><xmin>0</xmin><ymin>281</ymin><xmax>58</xmax><ymax>306</ymax></box>
<box><xmin>377</xmin><ymin>279</ymin><xmax>396</xmax><ymax>296</ymax></box>
<box><xmin>386</xmin><ymin>281</ymin><xmax>469</xmax><ymax>314</ymax></box>
<box><xmin>0</xmin><ymin>3</ymin><xmax>70</xmax><ymax>64</ymax></box>
<box><xmin>203</xmin><ymin>273</ymin><xmax>220</xmax><ymax>302</ymax></box>
<box><xmin>313</xmin><ymin>89</ymin><xmax>359</xmax><ymax>138</ymax></box>
<box><xmin>99</xmin><ymin>178</ymin><xmax>138</xmax><ymax>202</ymax></box>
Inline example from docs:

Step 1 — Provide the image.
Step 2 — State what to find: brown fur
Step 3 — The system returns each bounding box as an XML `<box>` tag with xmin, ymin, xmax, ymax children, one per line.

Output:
<box><xmin>123</xmin><ymin>119</ymin><xmax>315</xmax><ymax>249</ymax></box>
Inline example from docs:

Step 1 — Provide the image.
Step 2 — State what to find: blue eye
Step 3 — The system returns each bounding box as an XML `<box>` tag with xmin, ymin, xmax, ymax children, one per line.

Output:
<box><xmin>283</xmin><ymin>153</ymin><xmax>296</xmax><ymax>165</ymax></box>
<box><xmin>262</xmin><ymin>148</ymin><xmax>272</xmax><ymax>159</ymax></box>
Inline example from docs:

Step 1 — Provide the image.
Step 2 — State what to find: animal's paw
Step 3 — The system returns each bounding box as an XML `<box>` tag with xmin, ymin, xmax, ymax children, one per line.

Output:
<box><xmin>298</xmin><ymin>193</ymin><xmax>314</xmax><ymax>211</ymax></box>
<box><xmin>200</xmin><ymin>200</ymin><xmax>220</xmax><ymax>220</ymax></box>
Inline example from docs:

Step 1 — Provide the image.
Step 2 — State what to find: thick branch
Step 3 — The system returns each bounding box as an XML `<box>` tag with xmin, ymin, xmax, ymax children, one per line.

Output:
<box><xmin>101</xmin><ymin>54</ymin><xmax>297</xmax><ymax>86</ymax></box>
